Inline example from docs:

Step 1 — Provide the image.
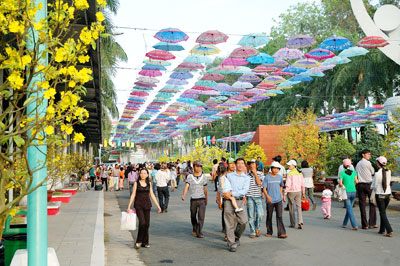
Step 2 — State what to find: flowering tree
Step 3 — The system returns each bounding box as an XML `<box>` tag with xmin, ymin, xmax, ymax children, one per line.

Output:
<box><xmin>0</xmin><ymin>0</ymin><xmax>106</xmax><ymax>238</ymax></box>
<box><xmin>281</xmin><ymin>108</ymin><xmax>328</xmax><ymax>179</ymax></box>
<box><xmin>243</xmin><ymin>143</ymin><xmax>267</xmax><ymax>164</ymax></box>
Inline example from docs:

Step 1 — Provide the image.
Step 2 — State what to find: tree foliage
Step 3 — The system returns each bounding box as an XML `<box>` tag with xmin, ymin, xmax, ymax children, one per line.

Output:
<box><xmin>242</xmin><ymin>143</ymin><xmax>267</xmax><ymax>164</ymax></box>
<box><xmin>326</xmin><ymin>135</ymin><xmax>356</xmax><ymax>175</ymax></box>
<box><xmin>353</xmin><ymin>126</ymin><xmax>383</xmax><ymax>167</ymax></box>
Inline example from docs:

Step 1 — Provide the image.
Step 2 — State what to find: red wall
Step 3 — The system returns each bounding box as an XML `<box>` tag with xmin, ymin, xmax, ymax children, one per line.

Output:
<box><xmin>251</xmin><ymin>125</ymin><xmax>289</xmax><ymax>165</ymax></box>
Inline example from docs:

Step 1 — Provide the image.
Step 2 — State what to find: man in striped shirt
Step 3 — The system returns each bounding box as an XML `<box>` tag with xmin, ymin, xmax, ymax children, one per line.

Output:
<box><xmin>246</xmin><ymin>159</ymin><xmax>264</xmax><ymax>238</ymax></box>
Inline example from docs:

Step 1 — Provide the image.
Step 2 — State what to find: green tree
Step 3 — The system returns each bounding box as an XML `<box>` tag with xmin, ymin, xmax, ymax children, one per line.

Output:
<box><xmin>353</xmin><ymin>126</ymin><xmax>383</xmax><ymax>167</ymax></box>
<box><xmin>326</xmin><ymin>135</ymin><xmax>356</xmax><ymax>175</ymax></box>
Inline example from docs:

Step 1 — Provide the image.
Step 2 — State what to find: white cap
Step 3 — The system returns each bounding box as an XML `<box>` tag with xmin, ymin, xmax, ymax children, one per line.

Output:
<box><xmin>286</xmin><ymin>159</ymin><xmax>297</xmax><ymax>166</ymax></box>
<box><xmin>271</xmin><ymin>161</ymin><xmax>281</xmax><ymax>169</ymax></box>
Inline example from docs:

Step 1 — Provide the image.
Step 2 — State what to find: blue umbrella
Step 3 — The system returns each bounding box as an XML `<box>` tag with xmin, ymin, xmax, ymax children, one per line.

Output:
<box><xmin>282</xmin><ymin>65</ymin><xmax>307</xmax><ymax>74</ymax></box>
<box><xmin>153</xmin><ymin>41</ymin><xmax>184</xmax><ymax>51</ymax></box>
<box><xmin>289</xmin><ymin>74</ymin><xmax>313</xmax><ymax>82</ymax></box>
<box><xmin>319</xmin><ymin>36</ymin><xmax>353</xmax><ymax>52</ymax></box>
<box><xmin>183</xmin><ymin>55</ymin><xmax>212</xmax><ymax>64</ymax></box>
<box><xmin>142</xmin><ymin>64</ymin><xmax>167</xmax><ymax>70</ymax></box>
<box><xmin>238</xmin><ymin>33</ymin><xmax>270</xmax><ymax>47</ymax></box>
<box><xmin>246</xmin><ymin>53</ymin><xmax>275</xmax><ymax>64</ymax></box>
<box><xmin>195</xmin><ymin>80</ymin><xmax>217</xmax><ymax>87</ymax></box>
<box><xmin>338</xmin><ymin>47</ymin><xmax>369</xmax><ymax>58</ymax></box>
<box><xmin>163</xmin><ymin>84</ymin><xmax>185</xmax><ymax>90</ymax></box>
<box><xmin>170</xmin><ymin>72</ymin><xmax>193</xmax><ymax>80</ymax></box>
<box><xmin>167</xmin><ymin>79</ymin><xmax>189</xmax><ymax>85</ymax></box>
<box><xmin>154</xmin><ymin>28</ymin><xmax>189</xmax><ymax>43</ymax></box>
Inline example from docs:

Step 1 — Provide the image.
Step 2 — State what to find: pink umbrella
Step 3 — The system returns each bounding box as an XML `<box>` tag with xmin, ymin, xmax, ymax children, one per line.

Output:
<box><xmin>134</xmin><ymin>81</ymin><xmax>157</xmax><ymax>88</ymax></box>
<box><xmin>201</xmin><ymin>73</ymin><xmax>225</xmax><ymax>81</ymax></box>
<box><xmin>230</xmin><ymin>46</ymin><xmax>259</xmax><ymax>58</ymax></box>
<box><xmin>222</xmin><ymin>58</ymin><xmax>248</xmax><ymax>66</ymax></box>
<box><xmin>264</xmin><ymin>60</ymin><xmax>289</xmax><ymax>68</ymax></box>
<box><xmin>177</xmin><ymin>62</ymin><xmax>204</xmax><ymax>70</ymax></box>
<box><xmin>196</xmin><ymin>30</ymin><xmax>229</xmax><ymax>44</ymax></box>
<box><xmin>130</xmin><ymin>91</ymin><xmax>149</xmax><ymax>97</ymax></box>
<box><xmin>305</xmin><ymin>48</ymin><xmax>335</xmax><ymax>60</ymax></box>
<box><xmin>191</xmin><ymin>85</ymin><xmax>213</xmax><ymax>91</ymax></box>
<box><xmin>271</xmin><ymin>71</ymin><xmax>295</xmax><ymax>76</ymax></box>
<box><xmin>273</xmin><ymin>48</ymin><xmax>303</xmax><ymax>60</ymax></box>
<box><xmin>139</xmin><ymin>69</ymin><xmax>162</xmax><ymax>77</ymax></box>
<box><xmin>145</xmin><ymin>50</ymin><xmax>176</xmax><ymax>60</ymax></box>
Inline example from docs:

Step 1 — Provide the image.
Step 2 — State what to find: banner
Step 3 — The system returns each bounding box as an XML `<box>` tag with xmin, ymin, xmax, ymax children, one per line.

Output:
<box><xmin>207</xmin><ymin>136</ymin><xmax>211</xmax><ymax>145</ymax></box>
<box><xmin>211</xmin><ymin>136</ymin><xmax>216</xmax><ymax>145</ymax></box>
<box><xmin>104</xmin><ymin>139</ymin><xmax>108</xmax><ymax>147</ymax></box>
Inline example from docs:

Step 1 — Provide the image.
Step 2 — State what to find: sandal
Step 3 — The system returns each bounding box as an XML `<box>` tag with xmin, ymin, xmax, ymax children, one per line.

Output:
<box><xmin>352</xmin><ymin>227</ymin><xmax>358</xmax><ymax>230</ymax></box>
<box><xmin>135</xmin><ymin>243</ymin><xmax>141</xmax><ymax>249</ymax></box>
<box><xmin>298</xmin><ymin>223</ymin><xmax>303</xmax><ymax>229</ymax></box>
<box><xmin>385</xmin><ymin>232</ymin><xmax>393</xmax><ymax>237</ymax></box>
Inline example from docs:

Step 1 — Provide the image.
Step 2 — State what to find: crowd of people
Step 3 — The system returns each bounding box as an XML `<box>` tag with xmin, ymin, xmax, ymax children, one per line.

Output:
<box><xmin>95</xmin><ymin>149</ymin><xmax>394</xmax><ymax>252</ymax></box>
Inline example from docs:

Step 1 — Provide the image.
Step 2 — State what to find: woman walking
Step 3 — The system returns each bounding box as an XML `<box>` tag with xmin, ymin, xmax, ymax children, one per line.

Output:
<box><xmin>285</xmin><ymin>160</ymin><xmax>305</xmax><ymax>229</ymax></box>
<box><xmin>339</xmin><ymin>158</ymin><xmax>359</xmax><ymax>230</ymax></box>
<box><xmin>372</xmin><ymin>156</ymin><xmax>393</xmax><ymax>237</ymax></box>
<box><xmin>301</xmin><ymin>160</ymin><xmax>316</xmax><ymax>210</ymax></box>
<box><xmin>127</xmin><ymin>168</ymin><xmax>162</xmax><ymax>249</ymax></box>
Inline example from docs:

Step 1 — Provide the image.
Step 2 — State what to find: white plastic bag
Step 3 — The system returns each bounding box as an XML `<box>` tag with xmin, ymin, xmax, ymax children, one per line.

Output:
<box><xmin>120</xmin><ymin>211</ymin><xmax>136</xmax><ymax>230</ymax></box>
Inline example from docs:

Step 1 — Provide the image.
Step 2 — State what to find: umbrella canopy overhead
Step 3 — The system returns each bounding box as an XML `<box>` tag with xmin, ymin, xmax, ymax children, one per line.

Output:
<box><xmin>138</xmin><ymin>69</ymin><xmax>163</xmax><ymax>77</ymax></box>
<box><xmin>222</xmin><ymin>57</ymin><xmax>248</xmax><ymax>66</ymax></box>
<box><xmin>322</xmin><ymin>56</ymin><xmax>351</xmax><ymax>65</ymax></box>
<box><xmin>273</xmin><ymin>48</ymin><xmax>304</xmax><ymax>60</ymax></box>
<box><xmin>305</xmin><ymin>48</ymin><xmax>336</xmax><ymax>60</ymax></box>
<box><xmin>238</xmin><ymin>74</ymin><xmax>262</xmax><ymax>83</ymax></box>
<box><xmin>201</xmin><ymin>73</ymin><xmax>225</xmax><ymax>81</ymax></box>
<box><xmin>281</xmin><ymin>65</ymin><xmax>307</xmax><ymax>74</ymax></box>
<box><xmin>286</xmin><ymin>35</ymin><xmax>316</xmax><ymax>48</ymax></box>
<box><xmin>143</xmin><ymin>59</ymin><xmax>171</xmax><ymax>66</ymax></box>
<box><xmin>169</xmin><ymin>71</ymin><xmax>194</xmax><ymax>80</ymax></box>
<box><xmin>167</xmin><ymin>78</ymin><xmax>189</xmax><ymax>85</ymax></box>
<box><xmin>196</xmin><ymin>30</ymin><xmax>228</xmax><ymax>44</ymax></box>
<box><xmin>152</xmin><ymin>42</ymin><xmax>184</xmax><ymax>51</ymax></box>
<box><xmin>183</xmin><ymin>55</ymin><xmax>212</xmax><ymax>64</ymax></box>
<box><xmin>319</xmin><ymin>36</ymin><xmax>353</xmax><ymax>51</ymax></box>
<box><xmin>246</xmin><ymin>53</ymin><xmax>275</xmax><ymax>64</ymax></box>
<box><xmin>293</xmin><ymin>59</ymin><xmax>321</xmax><ymax>68</ymax></box>
<box><xmin>190</xmin><ymin>44</ymin><xmax>220</xmax><ymax>55</ymax></box>
<box><xmin>338</xmin><ymin>47</ymin><xmax>369</xmax><ymax>57</ymax></box>
<box><xmin>154</xmin><ymin>28</ymin><xmax>189</xmax><ymax>43</ymax></box>
<box><xmin>230</xmin><ymin>46</ymin><xmax>259</xmax><ymax>58</ymax></box>
<box><xmin>232</xmin><ymin>81</ymin><xmax>254</xmax><ymax>89</ymax></box>
<box><xmin>356</xmin><ymin>36</ymin><xmax>389</xmax><ymax>49</ymax></box>
<box><xmin>289</xmin><ymin>74</ymin><xmax>313</xmax><ymax>82</ymax></box>
<box><xmin>145</xmin><ymin>49</ymin><xmax>176</xmax><ymax>60</ymax></box>
<box><xmin>238</xmin><ymin>33</ymin><xmax>270</xmax><ymax>47</ymax></box>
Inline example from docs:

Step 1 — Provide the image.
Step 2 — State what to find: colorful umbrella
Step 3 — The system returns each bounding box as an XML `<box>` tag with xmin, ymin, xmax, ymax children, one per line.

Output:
<box><xmin>281</xmin><ymin>65</ymin><xmax>307</xmax><ymax>74</ymax></box>
<box><xmin>305</xmin><ymin>48</ymin><xmax>335</xmax><ymax>60</ymax></box>
<box><xmin>286</xmin><ymin>35</ymin><xmax>316</xmax><ymax>48</ymax></box>
<box><xmin>356</xmin><ymin>36</ymin><xmax>389</xmax><ymax>49</ymax></box>
<box><xmin>230</xmin><ymin>46</ymin><xmax>259</xmax><ymax>58</ymax></box>
<box><xmin>190</xmin><ymin>44</ymin><xmax>220</xmax><ymax>55</ymax></box>
<box><xmin>222</xmin><ymin>58</ymin><xmax>248</xmax><ymax>66</ymax></box>
<box><xmin>143</xmin><ymin>59</ymin><xmax>171</xmax><ymax>66</ymax></box>
<box><xmin>142</xmin><ymin>64</ymin><xmax>167</xmax><ymax>70</ymax></box>
<box><xmin>154</xmin><ymin>28</ymin><xmax>188</xmax><ymax>43</ymax></box>
<box><xmin>322</xmin><ymin>56</ymin><xmax>351</xmax><ymax>65</ymax></box>
<box><xmin>232</xmin><ymin>81</ymin><xmax>253</xmax><ymax>89</ymax></box>
<box><xmin>272</xmin><ymin>70</ymin><xmax>295</xmax><ymax>76</ymax></box>
<box><xmin>167</xmin><ymin>79</ymin><xmax>188</xmax><ymax>85</ymax></box>
<box><xmin>214</xmin><ymin>83</ymin><xmax>232</xmax><ymax>91</ymax></box>
<box><xmin>145</xmin><ymin>50</ymin><xmax>175</xmax><ymax>60</ymax></box>
<box><xmin>252</xmin><ymin>65</ymin><xmax>276</xmax><ymax>74</ymax></box>
<box><xmin>238</xmin><ymin>33</ymin><xmax>270</xmax><ymax>47</ymax></box>
<box><xmin>152</xmin><ymin>42</ymin><xmax>184</xmax><ymax>51</ymax></box>
<box><xmin>170</xmin><ymin>71</ymin><xmax>193</xmax><ymax>79</ymax></box>
<box><xmin>183</xmin><ymin>55</ymin><xmax>212</xmax><ymax>64</ymax></box>
<box><xmin>137</xmin><ymin>76</ymin><xmax>159</xmax><ymax>83</ymax></box>
<box><xmin>238</xmin><ymin>74</ymin><xmax>261</xmax><ymax>83</ymax></box>
<box><xmin>293</xmin><ymin>59</ymin><xmax>321</xmax><ymax>68</ymax></box>
<box><xmin>246</xmin><ymin>53</ymin><xmax>275</xmax><ymax>64</ymax></box>
<box><xmin>196</xmin><ymin>30</ymin><xmax>228</xmax><ymax>44</ymax></box>
<box><xmin>264</xmin><ymin>76</ymin><xmax>286</xmax><ymax>84</ymax></box>
<box><xmin>289</xmin><ymin>74</ymin><xmax>313</xmax><ymax>82</ymax></box>
<box><xmin>138</xmin><ymin>69</ymin><xmax>162</xmax><ymax>77</ymax></box>
<box><xmin>273</xmin><ymin>48</ymin><xmax>304</xmax><ymax>60</ymax></box>
<box><xmin>264</xmin><ymin>59</ymin><xmax>289</xmax><ymax>68</ymax></box>
<box><xmin>134</xmin><ymin>81</ymin><xmax>157</xmax><ymax>88</ymax></box>
<box><xmin>176</xmin><ymin>62</ymin><xmax>204</xmax><ymax>70</ymax></box>
<box><xmin>338</xmin><ymin>47</ymin><xmax>369</xmax><ymax>57</ymax></box>
<box><xmin>195</xmin><ymin>80</ymin><xmax>217</xmax><ymax>87</ymax></box>
<box><xmin>201</xmin><ymin>73</ymin><xmax>224</xmax><ymax>81</ymax></box>
<box><xmin>319</xmin><ymin>36</ymin><xmax>353</xmax><ymax>52</ymax></box>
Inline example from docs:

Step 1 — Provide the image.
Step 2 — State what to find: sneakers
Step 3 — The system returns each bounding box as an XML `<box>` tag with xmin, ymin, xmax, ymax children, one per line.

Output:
<box><xmin>234</xmin><ymin>208</ymin><xmax>243</xmax><ymax>213</ymax></box>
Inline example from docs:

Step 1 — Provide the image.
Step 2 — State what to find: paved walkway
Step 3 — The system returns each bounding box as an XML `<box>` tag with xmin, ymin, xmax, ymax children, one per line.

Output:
<box><xmin>114</xmin><ymin>185</ymin><xmax>400</xmax><ymax>266</ymax></box>
<box><xmin>104</xmin><ymin>191</ymin><xmax>145</xmax><ymax>266</ymax></box>
<box><xmin>48</xmin><ymin>190</ymin><xmax>104</xmax><ymax>266</ymax></box>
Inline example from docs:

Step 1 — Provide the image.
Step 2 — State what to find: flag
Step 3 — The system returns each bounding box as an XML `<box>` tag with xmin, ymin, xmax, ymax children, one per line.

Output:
<box><xmin>122</xmin><ymin>142</ymin><xmax>125</xmax><ymax>147</ymax></box>
<box><xmin>126</xmin><ymin>140</ymin><xmax>130</xmax><ymax>147</ymax></box>
<box><xmin>207</xmin><ymin>136</ymin><xmax>211</xmax><ymax>145</ymax></box>
<box><xmin>203</xmin><ymin>137</ymin><xmax>207</xmax><ymax>146</ymax></box>
<box><xmin>104</xmin><ymin>139</ymin><xmax>108</xmax><ymax>147</ymax></box>
<box><xmin>211</xmin><ymin>136</ymin><xmax>216</xmax><ymax>145</ymax></box>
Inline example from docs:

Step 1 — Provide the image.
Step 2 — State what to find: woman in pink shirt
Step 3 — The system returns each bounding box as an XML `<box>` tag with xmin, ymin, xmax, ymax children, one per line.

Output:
<box><xmin>285</xmin><ymin>160</ymin><xmax>306</xmax><ymax>229</ymax></box>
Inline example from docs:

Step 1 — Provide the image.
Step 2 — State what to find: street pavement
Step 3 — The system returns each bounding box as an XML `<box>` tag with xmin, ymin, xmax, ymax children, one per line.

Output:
<box><xmin>114</xmin><ymin>184</ymin><xmax>400</xmax><ymax>266</ymax></box>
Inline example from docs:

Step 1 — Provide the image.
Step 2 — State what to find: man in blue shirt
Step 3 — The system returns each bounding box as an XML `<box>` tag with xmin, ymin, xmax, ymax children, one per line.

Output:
<box><xmin>257</xmin><ymin>157</ymin><xmax>264</xmax><ymax>173</ymax></box>
<box><xmin>223</xmin><ymin>158</ymin><xmax>250</xmax><ymax>252</ymax></box>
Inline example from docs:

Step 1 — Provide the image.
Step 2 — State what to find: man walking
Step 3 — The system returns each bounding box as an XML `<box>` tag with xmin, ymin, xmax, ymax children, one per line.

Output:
<box><xmin>89</xmin><ymin>165</ymin><xmax>96</xmax><ymax>188</ymax></box>
<box><xmin>256</xmin><ymin>157</ymin><xmax>264</xmax><ymax>173</ymax></box>
<box><xmin>111</xmin><ymin>164</ymin><xmax>120</xmax><ymax>191</ymax></box>
<box><xmin>155</xmin><ymin>162</ymin><xmax>171</xmax><ymax>213</ymax></box>
<box><xmin>223</xmin><ymin>158</ymin><xmax>250</xmax><ymax>252</ymax></box>
<box><xmin>246</xmin><ymin>159</ymin><xmax>264</xmax><ymax>238</ymax></box>
<box><xmin>181</xmin><ymin>161</ymin><xmax>208</xmax><ymax>238</ymax></box>
<box><xmin>355</xmin><ymin>149</ymin><xmax>377</xmax><ymax>229</ymax></box>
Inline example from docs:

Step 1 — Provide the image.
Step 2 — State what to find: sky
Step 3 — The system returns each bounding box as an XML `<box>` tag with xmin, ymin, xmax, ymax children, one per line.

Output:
<box><xmin>110</xmin><ymin>0</ymin><xmax>324</xmax><ymax>124</ymax></box>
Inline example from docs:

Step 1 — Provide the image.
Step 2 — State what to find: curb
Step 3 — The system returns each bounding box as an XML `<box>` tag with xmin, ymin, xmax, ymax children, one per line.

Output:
<box><xmin>90</xmin><ymin>190</ymin><xmax>105</xmax><ymax>266</ymax></box>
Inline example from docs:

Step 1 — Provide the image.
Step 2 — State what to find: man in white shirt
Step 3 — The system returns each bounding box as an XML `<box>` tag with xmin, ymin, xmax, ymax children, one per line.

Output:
<box><xmin>155</xmin><ymin>162</ymin><xmax>171</xmax><ymax>213</ymax></box>
<box><xmin>111</xmin><ymin>164</ymin><xmax>120</xmax><ymax>191</ymax></box>
<box><xmin>355</xmin><ymin>149</ymin><xmax>377</xmax><ymax>229</ymax></box>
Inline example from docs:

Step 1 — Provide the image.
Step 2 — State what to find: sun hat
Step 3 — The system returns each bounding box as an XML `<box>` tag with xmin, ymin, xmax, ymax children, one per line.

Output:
<box><xmin>343</xmin><ymin>158</ymin><xmax>352</xmax><ymax>166</ymax></box>
<box><xmin>227</xmin><ymin>158</ymin><xmax>235</xmax><ymax>164</ymax></box>
<box><xmin>271</xmin><ymin>161</ymin><xmax>281</xmax><ymax>169</ymax></box>
<box><xmin>286</xmin><ymin>159</ymin><xmax>297</xmax><ymax>166</ymax></box>
<box><xmin>376</xmin><ymin>156</ymin><xmax>387</xmax><ymax>166</ymax></box>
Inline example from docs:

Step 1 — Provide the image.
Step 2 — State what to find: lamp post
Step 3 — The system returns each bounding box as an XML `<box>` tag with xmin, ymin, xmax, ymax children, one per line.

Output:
<box><xmin>27</xmin><ymin>0</ymin><xmax>48</xmax><ymax>265</ymax></box>
<box><xmin>228</xmin><ymin>115</ymin><xmax>232</xmax><ymax>155</ymax></box>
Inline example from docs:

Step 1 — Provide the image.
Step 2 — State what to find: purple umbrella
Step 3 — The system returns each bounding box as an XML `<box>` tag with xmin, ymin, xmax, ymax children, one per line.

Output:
<box><xmin>273</xmin><ymin>48</ymin><xmax>304</xmax><ymax>60</ymax></box>
<box><xmin>167</xmin><ymin>79</ymin><xmax>189</xmax><ymax>85</ymax></box>
<box><xmin>170</xmin><ymin>72</ymin><xmax>194</xmax><ymax>80</ymax></box>
<box><xmin>238</xmin><ymin>74</ymin><xmax>262</xmax><ymax>83</ymax></box>
<box><xmin>286</xmin><ymin>35</ymin><xmax>316</xmax><ymax>48</ymax></box>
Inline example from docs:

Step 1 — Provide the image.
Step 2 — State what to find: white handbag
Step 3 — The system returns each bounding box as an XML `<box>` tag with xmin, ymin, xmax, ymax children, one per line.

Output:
<box><xmin>120</xmin><ymin>211</ymin><xmax>137</xmax><ymax>230</ymax></box>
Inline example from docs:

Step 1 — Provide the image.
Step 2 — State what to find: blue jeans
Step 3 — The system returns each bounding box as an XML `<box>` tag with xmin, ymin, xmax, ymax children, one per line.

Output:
<box><xmin>246</xmin><ymin>197</ymin><xmax>264</xmax><ymax>235</ymax></box>
<box><xmin>343</xmin><ymin>192</ymin><xmax>358</xmax><ymax>228</ymax></box>
<box><xmin>129</xmin><ymin>182</ymin><xmax>135</xmax><ymax>196</ymax></box>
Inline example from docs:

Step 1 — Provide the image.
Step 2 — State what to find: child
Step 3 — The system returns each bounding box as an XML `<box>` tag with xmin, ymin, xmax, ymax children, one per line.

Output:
<box><xmin>219</xmin><ymin>168</ymin><xmax>243</xmax><ymax>213</ymax></box>
<box><xmin>109</xmin><ymin>178</ymin><xmax>115</xmax><ymax>192</ymax></box>
<box><xmin>321</xmin><ymin>183</ymin><xmax>333</xmax><ymax>219</ymax></box>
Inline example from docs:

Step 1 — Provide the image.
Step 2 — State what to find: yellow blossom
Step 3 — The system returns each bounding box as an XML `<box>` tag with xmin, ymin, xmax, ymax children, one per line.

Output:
<box><xmin>78</xmin><ymin>55</ymin><xmax>89</xmax><ymax>63</ymax></box>
<box><xmin>74</xmin><ymin>133</ymin><xmax>85</xmax><ymax>143</ymax></box>
<box><xmin>45</xmin><ymin>126</ymin><xmax>55</xmax><ymax>135</ymax></box>
<box><xmin>40</xmin><ymin>81</ymin><xmax>50</xmax><ymax>89</ymax></box>
<box><xmin>68</xmin><ymin>80</ymin><xmax>76</xmax><ymax>88</ymax></box>
<box><xmin>79</xmin><ymin>27</ymin><xmax>92</xmax><ymax>45</ymax></box>
<box><xmin>75</xmin><ymin>0</ymin><xmax>89</xmax><ymax>10</ymax></box>
<box><xmin>43</xmin><ymin>88</ymin><xmax>56</xmax><ymax>99</ymax></box>
<box><xmin>96</xmin><ymin>12</ymin><xmax>105</xmax><ymax>22</ymax></box>
<box><xmin>47</xmin><ymin>105</ymin><xmax>55</xmax><ymax>114</ymax></box>
<box><xmin>55</xmin><ymin>47</ymin><xmax>67</xmax><ymax>62</ymax></box>
<box><xmin>76</xmin><ymin>68</ymin><xmax>92</xmax><ymax>84</ymax></box>
<box><xmin>7</xmin><ymin>71</ymin><xmax>24</xmax><ymax>90</ymax></box>
<box><xmin>60</xmin><ymin>91</ymin><xmax>79</xmax><ymax>110</ymax></box>
<box><xmin>97</xmin><ymin>0</ymin><xmax>107</xmax><ymax>8</ymax></box>
<box><xmin>9</xmin><ymin>21</ymin><xmax>24</xmax><ymax>34</ymax></box>
<box><xmin>61</xmin><ymin>124</ymin><xmax>74</xmax><ymax>135</ymax></box>
<box><xmin>21</xmin><ymin>55</ymin><xmax>32</xmax><ymax>66</ymax></box>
